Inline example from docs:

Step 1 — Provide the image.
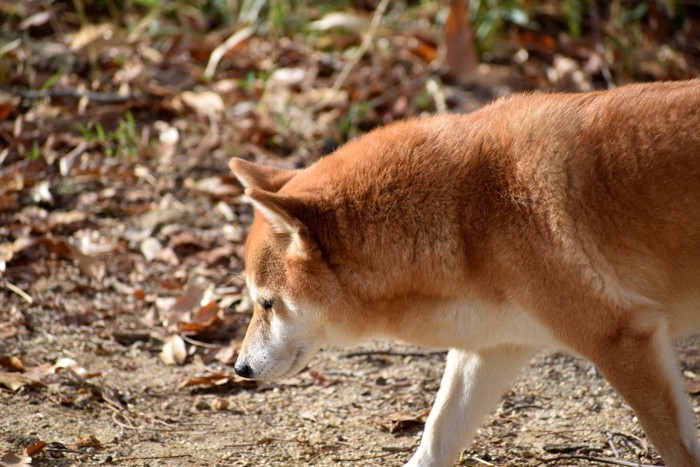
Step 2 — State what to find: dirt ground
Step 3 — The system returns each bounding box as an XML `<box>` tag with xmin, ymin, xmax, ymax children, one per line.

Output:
<box><xmin>3</xmin><ymin>311</ymin><xmax>700</xmax><ymax>467</ymax></box>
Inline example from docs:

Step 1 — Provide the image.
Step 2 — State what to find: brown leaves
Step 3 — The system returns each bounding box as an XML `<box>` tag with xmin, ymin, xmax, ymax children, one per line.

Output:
<box><xmin>179</xmin><ymin>372</ymin><xmax>255</xmax><ymax>390</ymax></box>
<box><xmin>1</xmin><ymin>237</ymin><xmax>104</xmax><ymax>281</ymax></box>
<box><xmin>0</xmin><ymin>449</ymin><xmax>33</xmax><ymax>467</ymax></box>
<box><xmin>443</xmin><ymin>0</ymin><xmax>479</xmax><ymax>83</ymax></box>
<box><xmin>161</xmin><ymin>335</ymin><xmax>188</xmax><ymax>366</ymax></box>
<box><xmin>158</xmin><ymin>281</ymin><xmax>246</xmax><ymax>366</ymax></box>
<box><xmin>0</xmin><ymin>356</ymin><xmax>97</xmax><ymax>392</ymax></box>
<box><xmin>377</xmin><ymin>410</ymin><xmax>429</xmax><ymax>435</ymax></box>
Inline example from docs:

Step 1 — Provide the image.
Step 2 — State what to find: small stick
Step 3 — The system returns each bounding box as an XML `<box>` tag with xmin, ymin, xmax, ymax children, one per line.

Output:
<box><xmin>539</xmin><ymin>454</ymin><xmax>662</xmax><ymax>467</ymax></box>
<box><xmin>181</xmin><ymin>334</ymin><xmax>223</xmax><ymax>349</ymax></box>
<box><xmin>313</xmin><ymin>0</ymin><xmax>391</xmax><ymax>110</ymax></box>
<box><xmin>2</xmin><ymin>280</ymin><xmax>33</xmax><ymax>304</ymax></box>
<box><xmin>342</xmin><ymin>350</ymin><xmax>446</xmax><ymax>359</ymax></box>
<box><xmin>111</xmin><ymin>454</ymin><xmax>192</xmax><ymax>463</ymax></box>
<box><xmin>0</xmin><ymin>86</ymin><xmax>136</xmax><ymax>103</ymax></box>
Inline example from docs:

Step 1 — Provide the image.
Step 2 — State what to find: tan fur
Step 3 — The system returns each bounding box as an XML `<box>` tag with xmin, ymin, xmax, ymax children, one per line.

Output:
<box><xmin>230</xmin><ymin>80</ymin><xmax>700</xmax><ymax>466</ymax></box>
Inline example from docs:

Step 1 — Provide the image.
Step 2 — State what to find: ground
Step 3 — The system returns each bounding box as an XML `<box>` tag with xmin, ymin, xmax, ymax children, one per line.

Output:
<box><xmin>2</xmin><ymin>2</ymin><xmax>700</xmax><ymax>466</ymax></box>
<box><xmin>3</xmin><ymin>314</ymin><xmax>700</xmax><ymax>466</ymax></box>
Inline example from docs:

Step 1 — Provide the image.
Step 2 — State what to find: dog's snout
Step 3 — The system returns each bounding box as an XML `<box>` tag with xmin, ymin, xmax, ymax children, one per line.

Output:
<box><xmin>234</xmin><ymin>361</ymin><xmax>254</xmax><ymax>379</ymax></box>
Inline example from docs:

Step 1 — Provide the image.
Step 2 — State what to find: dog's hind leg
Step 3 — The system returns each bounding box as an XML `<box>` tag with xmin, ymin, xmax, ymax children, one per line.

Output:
<box><xmin>404</xmin><ymin>346</ymin><xmax>535</xmax><ymax>467</ymax></box>
<box><xmin>578</xmin><ymin>320</ymin><xmax>700</xmax><ymax>467</ymax></box>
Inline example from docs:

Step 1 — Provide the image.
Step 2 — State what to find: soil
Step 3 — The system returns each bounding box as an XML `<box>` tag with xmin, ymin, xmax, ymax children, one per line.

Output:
<box><xmin>3</xmin><ymin>293</ymin><xmax>700</xmax><ymax>466</ymax></box>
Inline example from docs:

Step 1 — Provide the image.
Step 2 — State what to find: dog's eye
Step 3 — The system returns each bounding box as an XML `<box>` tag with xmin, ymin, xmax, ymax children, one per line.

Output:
<box><xmin>260</xmin><ymin>299</ymin><xmax>273</xmax><ymax>310</ymax></box>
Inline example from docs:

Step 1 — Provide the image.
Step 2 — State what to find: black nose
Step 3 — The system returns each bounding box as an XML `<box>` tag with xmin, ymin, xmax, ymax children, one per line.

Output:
<box><xmin>234</xmin><ymin>361</ymin><xmax>253</xmax><ymax>379</ymax></box>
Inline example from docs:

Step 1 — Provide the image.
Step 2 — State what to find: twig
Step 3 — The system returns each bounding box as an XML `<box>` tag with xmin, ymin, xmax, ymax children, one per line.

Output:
<box><xmin>605</xmin><ymin>431</ymin><xmax>621</xmax><ymax>458</ymax></box>
<box><xmin>313</xmin><ymin>0</ymin><xmax>391</xmax><ymax>110</ymax></box>
<box><xmin>110</xmin><ymin>408</ymin><xmax>139</xmax><ymax>431</ymax></box>
<box><xmin>111</xmin><ymin>454</ymin><xmax>192</xmax><ymax>463</ymax></box>
<box><xmin>333</xmin><ymin>450</ymin><xmax>405</xmax><ymax>462</ymax></box>
<box><xmin>539</xmin><ymin>454</ymin><xmax>663</xmax><ymax>467</ymax></box>
<box><xmin>1</xmin><ymin>280</ymin><xmax>33</xmax><ymax>304</ymax></box>
<box><xmin>470</xmin><ymin>456</ymin><xmax>496</xmax><ymax>466</ymax></box>
<box><xmin>587</xmin><ymin>0</ymin><xmax>615</xmax><ymax>88</ymax></box>
<box><xmin>203</xmin><ymin>26</ymin><xmax>255</xmax><ymax>81</ymax></box>
<box><xmin>0</xmin><ymin>86</ymin><xmax>137</xmax><ymax>103</ymax></box>
<box><xmin>342</xmin><ymin>350</ymin><xmax>446</xmax><ymax>359</ymax></box>
<box><xmin>181</xmin><ymin>334</ymin><xmax>223</xmax><ymax>349</ymax></box>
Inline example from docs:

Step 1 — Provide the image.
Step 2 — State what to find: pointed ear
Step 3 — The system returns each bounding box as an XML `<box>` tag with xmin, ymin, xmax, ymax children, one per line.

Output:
<box><xmin>229</xmin><ymin>158</ymin><xmax>296</xmax><ymax>192</ymax></box>
<box><xmin>245</xmin><ymin>188</ymin><xmax>316</xmax><ymax>257</ymax></box>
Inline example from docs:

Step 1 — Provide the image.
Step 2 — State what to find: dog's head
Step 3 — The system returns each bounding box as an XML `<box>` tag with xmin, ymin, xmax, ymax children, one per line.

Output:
<box><xmin>228</xmin><ymin>158</ymin><xmax>354</xmax><ymax>381</ymax></box>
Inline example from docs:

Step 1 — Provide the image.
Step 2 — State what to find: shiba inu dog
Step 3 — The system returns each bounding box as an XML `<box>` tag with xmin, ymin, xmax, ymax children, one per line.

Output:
<box><xmin>229</xmin><ymin>79</ymin><xmax>700</xmax><ymax>467</ymax></box>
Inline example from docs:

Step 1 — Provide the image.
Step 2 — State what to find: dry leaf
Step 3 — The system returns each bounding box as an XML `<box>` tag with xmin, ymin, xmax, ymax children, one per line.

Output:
<box><xmin>210</xmin><ymin>398</ymin><xmax>229</xmax><ymax>411</ymax></box>
<box><xmin>70</xmin><ymin>23</ymin><xmax>113</xmax><ymax>51</ymax></box>
<box><xmin>308</xmin><ymin>370</ymin><xmax>336</xmax><ymax>388</ymax></box>
<box><xmin>443</xmin><ymin>0</ymin><xmax>478</xmax><ymax>83</ymax></box>
<box><xmin>184</xmin><ymin>176</ymin><xmax>242</xmax><ymax>198</ymax></box>
<box><xmin>178</xmin><ymin>372</ymin><xmax>255</xmax><ymax>389</ymax></box>
<box><xmin>179</xmin><ymin>302</ymin><xmax>222</xmax><ymax>333</ymax></box>
<box><xmin>214</xmin><ymin>343</ymin><xmax>238</xmax><ymax>365</ymax></box>
<box><xmin>0</xmin><ymin>92</ymin><xmax>19</xmax><ymax>120</ymax></box>
<box><xmin>309</xmin><ymin>13</ymin><xmax>367</xmax><ymax>34</ymax></box>
<box><xmin>378</xmin><ymin>410</ymin><xmax>429</xmax><ymax>434</ymax></box>
<box><xmin>70</xmin><ymin>435</ymin><xmax>102</xmax><ymax>450</ymax></box>
<box><xmin>0</xmin><ymin>355</ymin><xmax>27</xmax><ymax>371</ymax></box>
<box><xmin>24</xmin><ymin>441</ymin><xmax>45</xmax><ymax>457</ymax></box>
<box><xmin>0</xmin><ymin>372</ymin><xmax>38</xmax><ymax>392</ymax></box>
<box><xmin>687</xmin><ymin>380</ymin><xmax>700</xmax><ymax>395</ymax></box>
<box><xmin>161</xmin><ymin>335</ymin><xmax>187</xmax><ymax>365</ymax></box>
<box><xmin>51</xmin><ymin>358</ymin><xmax>94</xmax><ymax>379</ymax></box>
<box><xmin>181</xmin><ymin>91</ymin><xmax>224</xmax><ymax>117</ymax></box>
<box><xmin>140</xmin><ymin>237</ymin><xmax>163</xmax><ymax>262</ymax></box>
<box><xmin>0</xmin><ymin>449</ymin><xmax>32</xmax><ymax>466</ymax></box>
<box><xmin>19</xmin><ymin>11</ymin><xmax>52</xmax><ymax>30</ymax></box>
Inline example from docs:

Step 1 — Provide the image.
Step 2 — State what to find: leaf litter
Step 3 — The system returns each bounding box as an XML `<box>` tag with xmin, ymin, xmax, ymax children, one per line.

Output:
<box><xmin>1</xmin><ymin>1</ymin><xmax>699</xmax><ymax>465</ymax></box>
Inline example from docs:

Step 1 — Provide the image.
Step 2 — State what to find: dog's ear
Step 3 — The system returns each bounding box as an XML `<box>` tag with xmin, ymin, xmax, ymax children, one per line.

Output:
<box><xmin>245</xmin><ymin>188</ymin><xmax>317</xmax><ymax>257</ymax></box>
<box><xmin>229</xmin><ymin>158</ymin><xmax>296</xmax><ymax>192</ymax></box>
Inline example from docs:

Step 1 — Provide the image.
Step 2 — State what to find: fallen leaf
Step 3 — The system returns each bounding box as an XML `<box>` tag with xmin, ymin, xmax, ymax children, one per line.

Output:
<box><xmin>178</xmin><ymin>372</ymin><xmax>255</xmax><ymax>389</ymax></box>
<box><xmin>0</xmin><ymin>92</ymin><xmax>19</xmax><ymax>120</ymax></box>
<box><xmin>0</xmin><ymin>355</ymin><xmax>27</xmax><ymax>372</ymax></box>
<box><xmin>0</xmin><ymin>449</ymin><xmax>31</xmax><ymax>466</ymax></box>
<box><xmin>140</xmin><ymin>237</ymin><xmax>163</xmax><ymax>262</ymax></box>
<box><xmin>181</xmin><ymin>91</ymin><xmax>224</xmax><ymax>117</ymax></box>
<box><xmin>184</xmin><ymin>175</ymin><xmax>242</xmax><ymax>198</ymax></box>
<box><xmin>309</xmin><ymin>12</ymin><xmax>368</xmax><ymax>34</ymax></box>
<box><xmin>161</xmin><ymin>334</ymin><xmax>187</xmax><ymax>365</ymax></box>
<box><xmin>0</xmin><ymin>372</ymin><xmax>40</xmax><ymax>392</ymax></box>
<box><xmin>214</xmin><ymin>343</ymin><xmax>238</xmax><ymax>365</ymax></box>
<box><xmin>210</xmin><ymin>397</ymin><xmax>229</xmax><ymax>411</ymax></box>
<box><xmin>179</xmin><ymin>302</ymin><xmax>222</xmax><ymax>333</ymax></box>
<box><xmin>19</xmin><ymin>11</ymin><xmax>52</xmax><ymax>30</ymax></box>
<box><xmin>189</xmin><ymin>245</ymin><xmax>234</xmax><ymax>267</ymax></box>
<box><xmin>51</xmin><ymin>358</ymin><xmax>93</xmax><ymax>379</ymax></box>
<box><xmin>443</xmin><ymin>0</ymin><xmax>478</xmax><ymax>83</ymax></box>
<box><xmin>378</xmin><ymin>410</ymin><xmax>429</xmax><ymax>434</ymax></box>
<box><xmin>24</xmin><ymin>441</ymin><xmax>45</xmax><ymax>457</ymax></box>
<box><xmin>70</xmin><ymin>23</ymin><xmax>113</xmax><ymax>51</ymax></box>
<box><xmin>686</xmin><ymin>380</ymin><xmax>700</xmax><ymax>395</ymax></box>
<box><xmin>308</xmin><ymin>370</ymin><xmax>336</xmax><ymax>388</ymax></box>
<box><xmin>69</xmin><ymin>435</ymin><xmax>102</xmax><ymax>450</ymax></box>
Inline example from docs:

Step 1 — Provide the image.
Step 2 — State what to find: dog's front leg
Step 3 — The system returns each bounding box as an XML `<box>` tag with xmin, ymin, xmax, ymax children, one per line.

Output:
<box><xmin>404</xmin><ymin>346</ymin><xmax>535</xmax><ymax>467</ymax></box>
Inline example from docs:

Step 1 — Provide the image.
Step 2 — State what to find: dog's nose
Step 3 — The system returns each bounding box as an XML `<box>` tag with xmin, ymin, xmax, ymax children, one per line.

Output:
<box><xmin>234</xmin><ymin>361</ymin><xmax>253</xmax><ymax>379</ymax></box>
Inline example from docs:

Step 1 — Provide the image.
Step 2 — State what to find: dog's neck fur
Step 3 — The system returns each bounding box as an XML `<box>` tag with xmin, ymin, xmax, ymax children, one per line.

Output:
<box><xmin>281</xmin><ymin>117</ymin><xmax>508</xmax><ymax>309</ymax></box>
